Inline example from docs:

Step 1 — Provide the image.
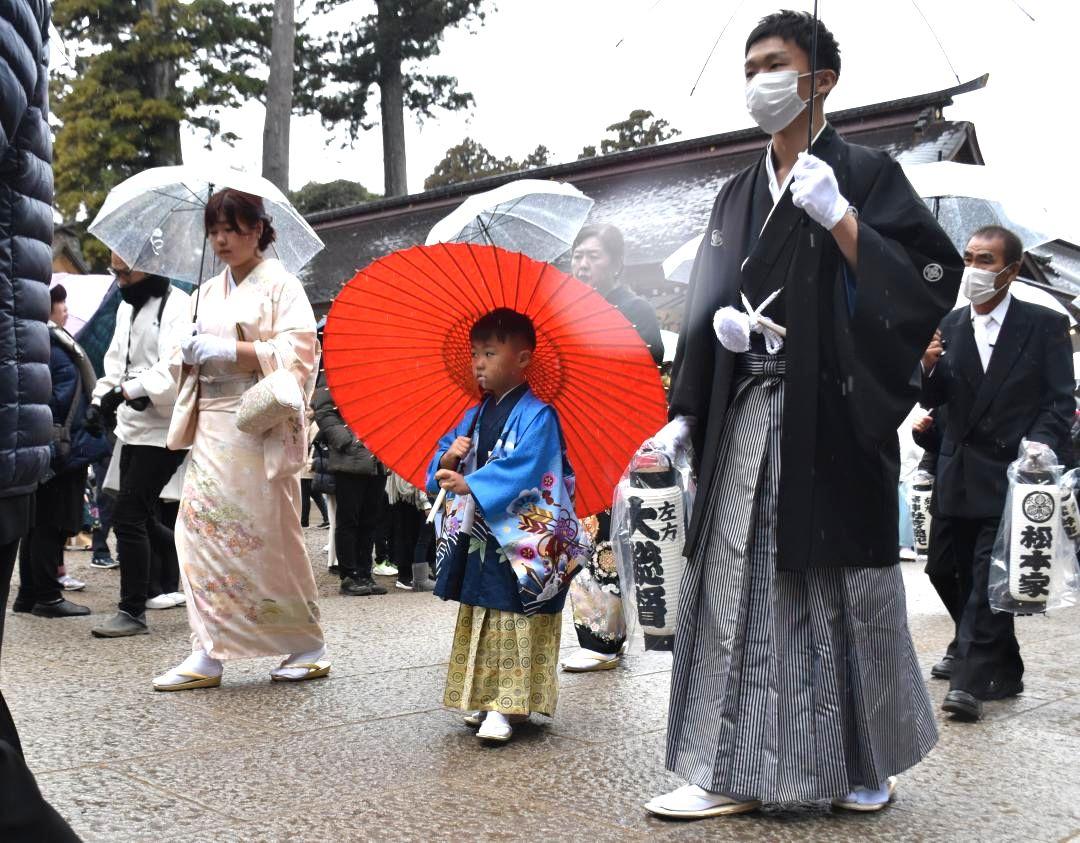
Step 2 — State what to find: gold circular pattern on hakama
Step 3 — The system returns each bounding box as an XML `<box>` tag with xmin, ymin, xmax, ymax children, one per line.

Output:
<box><xmin>443</xmin><ymin>604</ymin><xmax>561</xmax><ymax>717</ymax></box>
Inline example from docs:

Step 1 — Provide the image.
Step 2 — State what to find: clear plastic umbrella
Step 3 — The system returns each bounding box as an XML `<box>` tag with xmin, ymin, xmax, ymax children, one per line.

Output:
<box><xmin>425</xmin><ymin>178</ymin><xmax>594</xmax><ymax>263</ymax></box>
<box><xmin>663</xmin><ymin>234</ymin><xmax>704</xmax><ymax>284</ymax></box>
<box><xmin>902</xmin><ymin>161</ymin><xmax>1060</xmax><ymax>253</ymax></box>
<box><xmin>88</xmin><ymin>165</ymin><xmax>324</xmax><ymax>286</ymax></box>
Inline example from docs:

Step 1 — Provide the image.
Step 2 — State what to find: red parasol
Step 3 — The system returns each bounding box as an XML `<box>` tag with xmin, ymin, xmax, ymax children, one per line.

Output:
<box><xmin>321</xmin><ymin>243</ymin><xmax>668</xmax><ymax>517</ymax></box>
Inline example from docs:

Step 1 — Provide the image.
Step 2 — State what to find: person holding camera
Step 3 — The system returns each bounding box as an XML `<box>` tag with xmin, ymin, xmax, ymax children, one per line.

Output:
<box><xmin>88</xmin><ymin>255</ymin><xmax>190</xmax><ymax>639</ymax></box>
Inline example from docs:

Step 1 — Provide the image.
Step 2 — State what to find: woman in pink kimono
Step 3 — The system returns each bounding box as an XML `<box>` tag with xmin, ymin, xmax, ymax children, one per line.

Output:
<box><xmin>153</xmin><ymin>189</ymin><xmax>329</xmax><ymax>691</ymax></box>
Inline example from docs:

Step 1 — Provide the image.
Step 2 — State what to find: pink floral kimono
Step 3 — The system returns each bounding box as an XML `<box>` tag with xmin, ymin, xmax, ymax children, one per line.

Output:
<box><xmin>167</xmin><ymin>258</ymin><xmax>324</xmax><ymax>660</ymax></box>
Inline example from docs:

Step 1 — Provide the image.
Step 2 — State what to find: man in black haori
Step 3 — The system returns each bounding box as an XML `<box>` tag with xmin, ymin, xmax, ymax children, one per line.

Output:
<box><xmin>644</xmin><ymin>11</ymin><xmax>962</xmax><ymax>820</ymax></box>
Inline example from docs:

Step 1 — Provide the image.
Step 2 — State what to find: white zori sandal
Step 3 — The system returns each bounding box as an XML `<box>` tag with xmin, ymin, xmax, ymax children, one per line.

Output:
<box><xmin>153</xmin><ymin>650</ymin><xmax>223</xmax><ymax>692</ymax></box>
<box><xmin>270</xmin><ymin>647</ymin><xmax>331</xmax><ymax>682</ymax></box>
<box><xmin>644</xmin><ymin>785</ymin><xmax>761</xmax><ymax>819</ymax></box>
<box><xmin>560</xmin><ymin>649</ymin><xmax>619</xmax><ymax>672</ymax></box>
<box><xmin>832</xmin><ymin>777</ymin><xmax>898</xmax><ymax>812</ymax></box>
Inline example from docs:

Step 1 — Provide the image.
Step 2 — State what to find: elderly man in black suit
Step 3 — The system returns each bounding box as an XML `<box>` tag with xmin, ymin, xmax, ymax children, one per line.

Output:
<box><xmin>920</xmin><ymin>224</ymin><xmax>1075</xmax><ymax>722</ymax></box>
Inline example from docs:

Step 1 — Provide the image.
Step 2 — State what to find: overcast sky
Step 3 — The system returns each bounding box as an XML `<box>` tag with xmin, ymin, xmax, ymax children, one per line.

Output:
<box><xmin>177</xmin><ymin>0</ymin><xmax>1071</xmax><ymax>236</ymax></box>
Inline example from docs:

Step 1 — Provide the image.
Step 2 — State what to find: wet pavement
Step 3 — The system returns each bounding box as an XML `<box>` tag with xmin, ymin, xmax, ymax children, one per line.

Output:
<box><xmin>3</xmin><ymin>528</ymin><xmax>1079</xmax><ymax>842</ymax></box>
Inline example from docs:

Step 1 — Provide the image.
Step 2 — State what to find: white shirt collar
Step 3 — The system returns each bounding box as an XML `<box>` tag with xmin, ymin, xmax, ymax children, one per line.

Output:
<box><xmin>970</xmin><ymin>290</ymin><xmax>1012</xmax><ymax>325</ymax></box>
<box><xmin>765</xmin><ymin>122</ymin><xmax>830</xmax><ymax>203</ymax></box>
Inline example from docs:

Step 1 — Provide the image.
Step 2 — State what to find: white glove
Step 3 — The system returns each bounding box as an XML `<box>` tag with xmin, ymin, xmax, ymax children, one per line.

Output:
<box><xmin>644</xmin><ymin>416</ymin><xmax>693</xmax><ymax>457</ymax></box>
<box><xmin>181</xmin><ymin>333</ymin><xmax>237</xmax><ymax>366</ymax></box>
<box><xmin>790</xmin><ymin>152</ymin><xmax>849</xmax><ymax>230</ymax></box>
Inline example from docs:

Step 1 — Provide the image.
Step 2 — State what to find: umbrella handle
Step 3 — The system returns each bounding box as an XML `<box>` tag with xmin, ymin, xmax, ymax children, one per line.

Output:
<box><xmin>426</xmin><ymin>488</ymin><xmax>446</xmax><ymax>525</ymax></box>
<box><xmin>425</xmin><ymin>394</ymin><xmax>488</xmax><ymax>526</ymax></box>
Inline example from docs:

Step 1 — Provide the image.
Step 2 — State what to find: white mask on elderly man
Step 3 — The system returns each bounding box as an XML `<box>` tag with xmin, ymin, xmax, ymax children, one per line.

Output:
<box><xmin>745</xmin><ymin>70</ymin><xmax>809</xmax><ymax>135</ymax></box>
<box><xmin>961</xmin><ymin>264</ymin><xmax>1012</xmax><ymax>305</ymax></box>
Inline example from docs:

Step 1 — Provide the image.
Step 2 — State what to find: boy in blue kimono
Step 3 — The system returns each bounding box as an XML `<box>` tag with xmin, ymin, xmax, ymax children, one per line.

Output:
<box><xmin>427</xmin><ymin>308</ymin><xmax>591</xmax><ymax>743</ymax></box>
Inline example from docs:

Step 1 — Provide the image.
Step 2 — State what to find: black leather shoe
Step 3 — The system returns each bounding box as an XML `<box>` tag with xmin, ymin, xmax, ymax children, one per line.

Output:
<box><xmin>11</xmin><ymin>599</ymin><xmax>34</xmax><ymax>613</ymax></box>
<box><xmin>942</xmin><ymin>690</ymin><xmax>982</xmax><ymax>721</ymax></box>
<box><xmin>356</xmin><ymin>578</ymin><xmax>387</xmax><ymax>595</ymax></box>
<box><xmin>930</xmin><ymin>654</ymin><xmax>954</xmax><ymax>680</ymax></box>
<box><xmin>90</xmin><ymin>611</ymin><xmax>148</xmax><ymax>637</ymax></box>
<box><xmin>340</xmin><ymin>576</ymin><xmax>368</xmax><ymax>596</ymax></box>
<box><xmin>31</xmin><ymin>599</ymin><xmax>91</xmax><ymax>618</ymax></box>
<box><xmin>984</xmin><ymin>679</ymin><xmax>1024</xmax><ymax>701</ymax></box>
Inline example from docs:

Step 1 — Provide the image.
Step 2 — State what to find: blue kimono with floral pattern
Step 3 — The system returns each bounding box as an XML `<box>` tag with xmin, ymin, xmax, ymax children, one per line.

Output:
<box><xmin>426</xmin><ymin>388</ymin><xmax>591</xmax><ymax>615</ymax></box>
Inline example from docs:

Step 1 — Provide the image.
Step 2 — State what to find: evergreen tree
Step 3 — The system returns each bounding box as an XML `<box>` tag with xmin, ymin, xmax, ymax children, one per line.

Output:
<box><xmin>302</xmin><ymin>0</ymin><xmax>490</xmax><ymax>197</ymax></box>
<box><xmin>424</xmin><ymin>137</ymin><xmax>515</xmax><ymax>190</ymax></box>
<box><xmin>578</xmin><ymin>109</ymin><xmax>680</xmax><ymax>159</ymax></box>
<box><xmin>519</xmin><ymin>145</ymin><xmax>553</xmax><ymax>170</ymax></box>
<box><xmin>424</xmin><ymin>139</ymin><xmax>554</xmax><ymax>190</ymax></box>
<box><xmin>51</xmin><ymin>0</ymin><xmax>278</xmax><ymax>262</ymax></box>
<box><xmin>290</xmin><ymin>179</ymin><xmax>380</xmax><ymax>214</ymax></box>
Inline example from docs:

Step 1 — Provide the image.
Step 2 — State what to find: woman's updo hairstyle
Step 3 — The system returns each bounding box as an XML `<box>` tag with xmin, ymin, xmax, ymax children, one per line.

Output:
<box><xmin>204</xmin><ymin>188</ymin><xmax>277</xmax><ymax>252</ymax></box>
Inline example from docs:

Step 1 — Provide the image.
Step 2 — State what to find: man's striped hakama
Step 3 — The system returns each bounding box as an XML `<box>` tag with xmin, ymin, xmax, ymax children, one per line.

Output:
<box><xmin>665</xmin><ymin>354</ymin><xmax>937</xmax><ymax>802</ymax></box>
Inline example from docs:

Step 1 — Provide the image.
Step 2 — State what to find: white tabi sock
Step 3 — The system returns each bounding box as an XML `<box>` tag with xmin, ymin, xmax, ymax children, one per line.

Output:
<box><xmin>154</xmin><ymin>649</ymin><xmax>223</xmax><ymax>687</ymax></box>
<box><xmin>271</xmin><ymin>645</ymin><xmax>328</xmax><ymax>680</ymax></box>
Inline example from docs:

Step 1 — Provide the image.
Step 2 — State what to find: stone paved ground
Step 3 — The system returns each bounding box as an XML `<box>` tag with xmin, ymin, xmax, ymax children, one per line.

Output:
<box><xmin>3</xmin><ymin>527</ymin><xmax>1079</xmax><ymax>842</ymax></box>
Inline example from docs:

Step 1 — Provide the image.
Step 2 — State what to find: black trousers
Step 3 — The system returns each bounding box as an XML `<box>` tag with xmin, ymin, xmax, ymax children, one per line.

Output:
<box><xmin>148</xmin><ymin>501</ymin><xmax>180</xmax><ymax>597</ymax></box>
<box><xmin>15</xmin><ymin>469</ymin><xmax>86</xmax><ymax>607</ymax></box>
<box><xmin>0</xmin><ymin>535</ymin><xmax>21</xmax><ymax>752</ymax></box>
<box><xmin>300</xmin><ymin>478</ymin><xmax>328</xmax><ymax>527</ymax></box>
<box><xmin>946</xmin><ymin>516</ymin><xmax>1024</xmax><ymax>696</ymax></box>
<box><xmin>90</xmin><ymin>453</ymin><xmax>114</xmax><ymax>557</ymax></box>
<box><xmin>374</xmin><ymin>490</ymin><xmax>391</xmax><ymax>563</ymax></box>
<box><xmin>925</xmin><ymin>513</ymin><xmax>961</xmax><ymax>657</ymax></box>
<box><xmin>389</xmin><ymin>502</ymin><xmax>424</xmax><ymax>584</ymax></box>
<box><xmin>16</xmin><ymin>526</ymin><xmax>65</xmax><ymax>606</ymax></box>
<box><xmin>0</xmin><ymin>739</ymin><xmax>80</xmax><ymax>842</ymax></box>
<box><xmin>334</xmin><ymin>472</ymin><xmax>384</xmax><ymax>579</ymax></box>
<box><xmin>113</xmin><ymin>445</ymin><xmax>185</xmax><ymax>618</ymax></box>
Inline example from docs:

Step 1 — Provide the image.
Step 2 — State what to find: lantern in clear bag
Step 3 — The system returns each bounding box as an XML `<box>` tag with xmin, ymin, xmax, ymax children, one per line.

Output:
<box><xmin>989</xmin><ymin>443</ymin><xmax>1080</xmax><ymax>614</ymax></box>
<box><xmin>612</xmin><ymin>449</ymin><xmax>691</xmax><ymax>651</ymax></box>
<box><xmin>909</xmin><ymin>470</ymin><xmax>934</xmax><ymax>557</ymax></box>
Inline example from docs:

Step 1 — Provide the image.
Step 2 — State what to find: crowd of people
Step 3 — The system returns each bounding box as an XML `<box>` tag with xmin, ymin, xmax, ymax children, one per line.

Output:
<box><xmin>0</xmin><ymin>1</ymin><xmax>1074</xmax><ymax>837</ymax></box>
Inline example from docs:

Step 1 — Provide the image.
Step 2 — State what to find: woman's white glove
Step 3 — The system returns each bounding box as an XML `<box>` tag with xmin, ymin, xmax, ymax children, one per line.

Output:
<box><xmin>644</xmin><ymin>416</ymin><xmax>693</xmax><ymax>457</ymax></box>
<box><xmin>790</xmin><ymin>152</ymin><xmax>849</xmax><ymax>230</ymax></box>
<box><xmin>181</xmin><ymin>333</ymin><xmax>237</xmax><ymax>366</ymax></box>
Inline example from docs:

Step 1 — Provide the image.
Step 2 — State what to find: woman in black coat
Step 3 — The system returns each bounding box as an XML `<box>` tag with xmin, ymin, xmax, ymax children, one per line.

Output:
<box><xmin>13</xmin><ymin>287</ymin><xmax>109</xmax><ymax>617</ymax></box>
<box><xmin>312</xmin><ymin>383</ymin><xmax>386</xmax><ymax>596</ymax></box>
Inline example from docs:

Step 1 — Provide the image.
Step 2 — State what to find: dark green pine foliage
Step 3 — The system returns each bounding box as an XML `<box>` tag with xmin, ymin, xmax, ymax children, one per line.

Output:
<box><xmin>299</xmin><ymin>0</ymin><xmax>490</xmax><ymax>196</ymax></box>
<box><xmin>51</xmin><ymin>0</ymin><xmax>279</xmax><ymax>265</ymax></box>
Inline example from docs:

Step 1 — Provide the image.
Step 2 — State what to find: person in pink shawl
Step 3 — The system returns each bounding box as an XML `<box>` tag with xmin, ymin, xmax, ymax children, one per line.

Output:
<box><xmin>152</xmin><ymin>189</ymin><xmax>329</xmax><ymax>691</ymax></box>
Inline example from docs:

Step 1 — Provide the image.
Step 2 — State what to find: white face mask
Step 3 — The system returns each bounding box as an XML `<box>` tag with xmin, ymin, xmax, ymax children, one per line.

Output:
<box><xmin>961</xmin><ymin>264</ymin><xmax>1012</xmax><ymax>305</ymax></box>
<box><xmin>745</xmin><ymin>70</ymin><xmax>807</xmax><ymax>135</ymax></box>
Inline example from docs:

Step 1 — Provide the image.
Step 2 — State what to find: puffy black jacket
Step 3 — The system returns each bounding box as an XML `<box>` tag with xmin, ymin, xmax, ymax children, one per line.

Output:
<box><xmin>0</xmin><ymin>0</ymin><xmax>54</xmax><ymax>497</ymax></box>
<box><xmin>47</xmin><ymin>326</ymin><xmax>110</xmax><ymax>475</ymax></box>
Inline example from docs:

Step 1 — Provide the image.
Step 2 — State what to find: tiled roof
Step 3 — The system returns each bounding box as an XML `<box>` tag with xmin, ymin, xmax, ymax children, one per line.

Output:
<box><xmin>303</xmin><ymin>77</ymin><xmax>987</xmax><ymax>310</ymax></box>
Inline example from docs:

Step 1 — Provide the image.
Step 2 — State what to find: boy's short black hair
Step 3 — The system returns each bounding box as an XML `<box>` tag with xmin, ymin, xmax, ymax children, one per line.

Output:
<box><xmin>970</xmin><ymin>225</ymin><xmax>1024</xmax><ymax>267</ymax></box>
<box><xmin>745</xmin><ymin>10</ymin><xmax>841</xmax><ymax>77</ymax></box>
<box><xmin>50</xmin><ymin>284</ymin><xmax>67</xmax><ymax>304</ymax></box>
<box><xmin>470</xmin><ymin>308</ymin><xmax>537</xmax><ymax>351</ymax></box>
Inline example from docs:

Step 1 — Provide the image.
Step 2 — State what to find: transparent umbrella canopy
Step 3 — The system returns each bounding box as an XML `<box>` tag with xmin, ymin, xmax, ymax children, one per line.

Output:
<box><xmin>425</xmin><ymin>178</ymin><xmax>594</xmax><ymax>263</ymax></box>
<box><xmin>902</xmin><ymin>161</ymin><xmax>1060</xmax><ymax>253</ymax></box>
<box><xmin>663</xmin><ymin>234</ymin><xmax>704</xmax><ymax>284</ymax></box>
<box><xmin>88</xmin><ymin>165</ymin><xmax>324</xmax><ymax>285</ymax></box>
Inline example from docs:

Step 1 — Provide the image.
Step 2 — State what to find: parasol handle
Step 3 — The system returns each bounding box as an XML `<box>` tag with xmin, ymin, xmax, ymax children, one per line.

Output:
<box><xmin>425</xmin><ymin>394</ymin><xmax>489</xmax><ymax>525</ymax></box>
<box><xmin>426</xmin><ymin>488</ymin><xmax>447</xmax><ymax>525</ymax></box>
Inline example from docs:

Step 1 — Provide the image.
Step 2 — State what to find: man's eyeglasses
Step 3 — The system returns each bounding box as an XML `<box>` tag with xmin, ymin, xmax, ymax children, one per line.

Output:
<box><xmin>108</xmin><ymin>267</ymin><xmax>135</xmax><ymax>279</ymax></box>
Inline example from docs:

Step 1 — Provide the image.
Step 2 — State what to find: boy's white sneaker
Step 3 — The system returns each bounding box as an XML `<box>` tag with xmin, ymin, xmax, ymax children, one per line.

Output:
<box><xmin>477</xmin><ymin>711</ymin><xmax>513</xmax><ymax>742</ymax></box>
